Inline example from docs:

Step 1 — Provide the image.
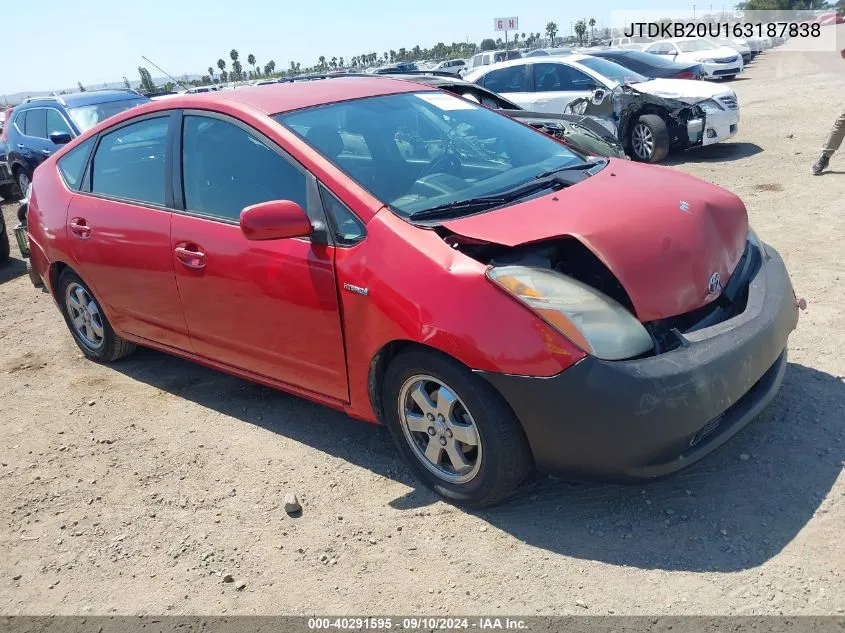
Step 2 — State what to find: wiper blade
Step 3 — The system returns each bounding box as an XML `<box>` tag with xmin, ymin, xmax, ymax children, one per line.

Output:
<box><xmin>409</xmin><ymin>176</ymin><xmax>567</xmax><ymax>221</ymax></box>
<box><xmin>534</xmin><ymin>160</ymin><xmax>605</xmax><ymax>180</ymax></box>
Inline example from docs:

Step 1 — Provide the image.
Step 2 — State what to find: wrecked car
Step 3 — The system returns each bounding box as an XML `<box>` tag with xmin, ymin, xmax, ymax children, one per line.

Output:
<box><xmin>28</xmin><ymin>79</ymin><xmax>798</xmax><ymax>507</ymax></box>
<box><xmin>464</xmin><ymin>55</ymin><xmax>739</xmax><ymax>163</ymax></box>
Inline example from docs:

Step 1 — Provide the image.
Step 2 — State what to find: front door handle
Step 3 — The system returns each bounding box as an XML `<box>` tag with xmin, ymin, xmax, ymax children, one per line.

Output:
<box><xmin>69</xmin><ymin>217</ymin><xmax>91</xmax><ymax>239</ymax></box>
<box><xmin>40</xmin><ymin>149</ymin><xmax>52</xmax><ymax>156</ymax></box>
<box><xmin>174</xmin><ymin>243</ymin><xmax>206</xmax><ymax>269</ymax></box>
<box><xmin>17</xmin><ymin>144</ymin><xmax>25</xmax><ymax>149</ymax></box>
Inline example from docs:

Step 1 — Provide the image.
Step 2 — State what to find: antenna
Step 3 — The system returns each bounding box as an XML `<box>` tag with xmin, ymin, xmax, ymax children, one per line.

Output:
<box><xmin>141</xmin><ymin>55</ymin><xmax>189</xmax><ymax>90</ymax></box>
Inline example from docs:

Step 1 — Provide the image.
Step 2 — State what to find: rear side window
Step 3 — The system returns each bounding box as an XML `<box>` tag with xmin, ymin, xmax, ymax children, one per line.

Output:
<box><xmin>483</xmin><ymin>65</ymin><xmax>529</xmax><ymax>92</ymax></box>
<box><xmin>25</xmin><ymin>109</ymin><xmax>47</xmax><ymax>138</ymax></box>
<box><xmin>91</xmin><ymin>117</ymin><xmax>169</xmax><ymax>206</ymax></box>
<box><xmin>57</xmin><ymin>137</ymin><xmax>95</xmax><ymax>190</ymax></box>
<box><xmin>181</xmin><ymin>115</ymin><xmax>307</xmax><ymax>221</ymax></box>
<box><xmin>13</xmin><ymin>111</ymin><xmax>27</xmax><ymax>134</ymax></box>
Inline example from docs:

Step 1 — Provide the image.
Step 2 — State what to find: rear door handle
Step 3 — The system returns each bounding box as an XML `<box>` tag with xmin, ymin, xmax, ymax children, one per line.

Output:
<box><xmin>174</xmin><ymin>243</ymin><xmax>206</xmax><ymax>269</ymax></box>
<box><xmin>69</xmin><ymin>217</ymin><xmax>91</xmax><ymax>239</ymax></box>
<box><xmin>17</xmin><ymin>144</ymin><xmax>25</xmax><ymax>149</ymax></box>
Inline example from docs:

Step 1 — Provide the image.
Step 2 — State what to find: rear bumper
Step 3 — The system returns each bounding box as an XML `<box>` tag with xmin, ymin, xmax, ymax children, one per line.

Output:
<box><xmin>477</xmin><ymin>244</ymin><xmax>798</xmax><ymax>480</ymax></box>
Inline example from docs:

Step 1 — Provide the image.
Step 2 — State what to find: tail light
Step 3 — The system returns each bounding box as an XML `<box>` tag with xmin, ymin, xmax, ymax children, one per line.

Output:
<box><xmin>674</xmin><ymin>70</ymin><xmax>696</xmax><ymax>79</ymax></box>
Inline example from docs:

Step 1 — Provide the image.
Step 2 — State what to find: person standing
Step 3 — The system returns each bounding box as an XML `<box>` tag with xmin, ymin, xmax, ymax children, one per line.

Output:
<box><xmin>812</xmin><ymin>47</ymin><xmax>845</xmax><ymax>175</ymax></box>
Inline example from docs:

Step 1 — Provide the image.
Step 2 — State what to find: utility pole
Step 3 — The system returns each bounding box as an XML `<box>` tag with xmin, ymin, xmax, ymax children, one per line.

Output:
<box><xmin>140</xmin><ymin>55</ymin><xmax>188</xmax><ymax>90</ymax></box>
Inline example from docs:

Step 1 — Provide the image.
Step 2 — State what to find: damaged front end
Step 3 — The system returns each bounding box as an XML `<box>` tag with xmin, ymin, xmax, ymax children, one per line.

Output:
<box><xmin>565</xmin><ymin>84</ymin><xmax>707</xmax><ymax>153</ymax></box>
<box><xmin>439</xmin><ymin>230</ymin><xmax>763</xmax><ymax>361</ymax></box>
<box><xmin>500</xmin><ymin>109</ymin><xmax>628</xmax><ymax>159</ymax></box>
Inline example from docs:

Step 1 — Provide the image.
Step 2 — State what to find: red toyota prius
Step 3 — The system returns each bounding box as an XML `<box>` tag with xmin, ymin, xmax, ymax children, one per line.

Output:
<box><xmin>26</xmin><ymin>77</ymin><xmax>799</xmax><ymax>506</ymax></box>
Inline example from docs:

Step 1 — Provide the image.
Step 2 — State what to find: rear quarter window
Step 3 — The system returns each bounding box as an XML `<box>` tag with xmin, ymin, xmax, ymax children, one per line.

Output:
<box><xmin>57</xmin><ymin>137</ymin><xmax>96</xmax><ymax>190</ymax></box>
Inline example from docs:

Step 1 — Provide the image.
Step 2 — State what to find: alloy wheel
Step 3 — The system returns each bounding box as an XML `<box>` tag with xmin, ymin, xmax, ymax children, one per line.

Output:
<box><xmin>632</xmin><ymin>123</ymin><xmax>654</xmax><ymax>160</ymax></box>
<box><xmin>65</xmin><ymin>282</ymin><xmax>105</xmax><ymax>350</ymax></box>
<box><xmin>398</xmin><ymin>375</ymin><xmax>482</xmax><ymax>484</ymax></box>
<box><xmin>17</xmin><ymin>171</ymin><xmax>30</xmax><ymax>196</ymax></box>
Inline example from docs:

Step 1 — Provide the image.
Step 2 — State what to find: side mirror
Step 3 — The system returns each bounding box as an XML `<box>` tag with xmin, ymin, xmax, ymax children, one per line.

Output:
<box><xmin>591</xmin><ymin>88</ymin><xmax>608</xmax><ymax>105</ymax></box>
<box><xmin>240</xmin><ymin>200</ymin><xmax>312</xmax><ymax>241</ymax></box>
<box><xmin>49</xmin><ymin>131</ymin><xmax>72</xmax><ymax>145</ymax></box>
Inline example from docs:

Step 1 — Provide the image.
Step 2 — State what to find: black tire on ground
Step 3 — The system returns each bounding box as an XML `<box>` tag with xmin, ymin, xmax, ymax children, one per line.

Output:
<box><xmin>0</xmin><ymin>228</ymin><xmax>9</xmax><ymax>263</ymax></box>
<box><xmin>382</xmin><ymin>348</ymin><xmax>533</xmax><ymax>507</ymax></box>
<box><xmin>0</xmin><ymin>183</ymin><xmax>19</xmax><ymax>202</ymax></box>
<box><xmin>629</xmin><ymin>114</ymin><xmax>670</xmax><ymax>163</ymax></box>
<box><xmin>26</xmin><ymin>259</ymin><xmax>42</xmax><ymax>286</ymax></box>
<box><xmin>14</xmin><ymin>168</ymin><xmax>30</xmax><ymax>200</ymax></box>
<box><xmin>57</xmin><ymin>268</ymin><xmax>136</xmax><ymax>362</ymax></box>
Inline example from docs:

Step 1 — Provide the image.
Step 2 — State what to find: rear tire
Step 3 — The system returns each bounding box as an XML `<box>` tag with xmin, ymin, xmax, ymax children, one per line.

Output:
<box><xmin>57</xmin><ymin>269</ymin><xmax>136</xmax><ymax>362</ymax></box>
<box><xmin>629</xmin><ymin>114</ymin><xmax>670</xmax><ymax>163</ymax></box>
<box><xmin>382</xmin><ymin>349</ymin><xmax>533</xmax><ymax>507</ymax></box>
<box><xmin>14</xmin><ymin>168</ymin><xmax>30</xmax><ymax>200</ymax></box>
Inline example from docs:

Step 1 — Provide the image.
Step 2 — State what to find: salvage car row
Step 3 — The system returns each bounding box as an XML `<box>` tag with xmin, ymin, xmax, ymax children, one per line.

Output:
<box><xmin>10</xmin><ymin>70</ymin><xmax>800</xmax><ymax>506</ymax></box>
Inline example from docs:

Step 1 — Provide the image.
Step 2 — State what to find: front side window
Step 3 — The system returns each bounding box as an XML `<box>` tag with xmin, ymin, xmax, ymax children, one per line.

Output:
<box><xmin>57</xmin><ymin>137</ymin><xmax>96</xmax><ymax>190</ymax></box>
<box><xmin>276</xmin><ymin>92</ymin><xmax>584</xmax><ymax>219</ymax></box>
<box><xmin>483</xmin><ymin>65</ymin><xmax>529</xmax><ymax>93</ymax></box>
<box><xmin>182</xmin><ymin>115</ymin><xmax>307</xmax><ymax>221</ymax></box>
<box><xmin>46</xmin><ymin>109</ymin><xmax>74</xmax><ymax>137</ymax></box>
<box><xmin>24</xmin><ymin>109</ymin><xmax>47</xmax><ymax>139</ymax></box>
<box><xmin>67</xmin><ymin>97</ymin><xmax>148</xmax><ymax>133</ymax></box>
<box><xmin>91</xmin><ymin>117</ymin><xmax>168</xmax><ymax>205</ymax></box>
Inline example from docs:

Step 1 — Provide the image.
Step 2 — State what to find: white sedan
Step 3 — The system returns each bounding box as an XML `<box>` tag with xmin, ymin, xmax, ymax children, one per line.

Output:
<box><xmin>464</xmin><ymin>54</ymin><xmax>739</xmax><ymax>162</ymax></box>
<box><xmin>643</xmin><ymin>38</ymin><xmax>744</xmax><ymax>79</ymax></box>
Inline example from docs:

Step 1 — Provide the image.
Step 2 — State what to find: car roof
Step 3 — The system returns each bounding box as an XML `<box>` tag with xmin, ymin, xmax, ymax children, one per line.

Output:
<box><xmin>115</xmin><ymin>77</ymin><xmax>432</xmax><ymax>119</ymax></box>
<box><xmin>471</xmin><ymin>53</ymin><xmax>593</xmax><ymax>71</ymax></box>
<box><xmin>50</xmin><ymin>90</ymin><xmax>145</xmax><ymax>107</ymax></box>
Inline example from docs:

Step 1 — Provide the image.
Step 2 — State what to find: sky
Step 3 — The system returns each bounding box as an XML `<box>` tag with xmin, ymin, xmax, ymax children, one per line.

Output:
<box><xmin>3</xmin><ymin>0</ymin><xmax>705</xmax><ymax>95</ymax></box>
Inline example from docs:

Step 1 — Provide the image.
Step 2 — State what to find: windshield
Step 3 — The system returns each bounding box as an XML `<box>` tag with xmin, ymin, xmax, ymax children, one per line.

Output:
<box><xmin>577</xmin><ymin>57</ymin><xmax>648</xmax><ymax>85</ymax></box>
<box><xmin>67</xmin><ymin>97</ymin><xmax>148</xmax><ymax>132</ymax></box>
<box><xmin>275</xmin><ymin>92</ymin><xmax>584</xmax><ymax>218</ymax></box>
<box><xmin>676</xmin><ymin>40</ymin><xmax>718</xmax><ymax>52</ymax></box>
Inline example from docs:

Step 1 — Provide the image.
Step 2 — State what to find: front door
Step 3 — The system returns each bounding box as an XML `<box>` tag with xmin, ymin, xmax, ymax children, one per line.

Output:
<box><xmin>171</xmin><ymin>113</ymin><xmax>348</xmax><ymax>401</ymax></box>
<box><xmin>529</xmin><ymin>63</ymin><xmax>600</xmax><ymax>114</ymax></box>
<box><xmin>66</xmin><ymin>113</ymin><xmax>191</xmax><ymax>350</ymax></box>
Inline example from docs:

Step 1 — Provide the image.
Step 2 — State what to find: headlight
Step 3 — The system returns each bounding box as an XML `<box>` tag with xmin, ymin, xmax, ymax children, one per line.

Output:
<box><xmin>487</xmin><ymin>266</ymin><xmax>653</xmax><ymax>361</ymax></box>
<box><xmin>698</xmin><ymin>99</ymin><xmax>724</xmax><ymax>114</ymax></box>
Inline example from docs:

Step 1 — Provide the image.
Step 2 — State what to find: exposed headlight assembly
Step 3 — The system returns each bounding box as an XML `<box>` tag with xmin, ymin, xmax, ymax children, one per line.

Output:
<box><xmin>487</xmin><ymin>266</ymin><xmax>653</xmax><ymax>361</ymax></box>
<box><xmin>698</xmin><ymin>99</ymin><xmax>724</xmax><ymax>114</ymax></box>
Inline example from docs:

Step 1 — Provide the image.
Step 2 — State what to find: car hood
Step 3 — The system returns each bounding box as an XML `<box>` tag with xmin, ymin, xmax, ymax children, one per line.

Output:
<box><xmin>441</xmin><ymin>160</ymin><xmax>748</xmax><ymax>321</ymax></box>
<box><xmin>631</xmin><ymin>78</ymin><xmax>728</xmax><ymax>103</ymax></box>
<box><xmin>680</xmin><ymin>46</ymin><xmax>739</xmax><ymax>61</ymax></box>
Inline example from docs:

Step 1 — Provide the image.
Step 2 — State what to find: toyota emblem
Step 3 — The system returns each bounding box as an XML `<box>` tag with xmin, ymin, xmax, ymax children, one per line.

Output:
<box><xmin>707</xmin><ymin>272</ymin><xmax>722</xmax><ymax>295</ymax></box>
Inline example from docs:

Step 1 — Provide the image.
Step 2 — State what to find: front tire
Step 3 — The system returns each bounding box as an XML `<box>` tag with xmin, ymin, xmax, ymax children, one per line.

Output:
<box><xmin>630</xmin><ymin>114</ymin><xmax>670</xmax><ymax>163</ymax></box>
<box><xmin>57</xmin><ymin>269</ymin><xmax>136</xmax><ymax>362</ymax></box>
<box><xmin>14</xmin><ymin>169</ymin><xmax>30</xmax><ymax>199</ymax></box>
<box><xmin>382</xmin><ymin>349</ymin><xmax>532</xmax><ymax>507</ymax></box>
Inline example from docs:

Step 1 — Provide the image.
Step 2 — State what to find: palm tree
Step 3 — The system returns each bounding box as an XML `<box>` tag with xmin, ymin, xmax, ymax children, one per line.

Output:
<box><xmin>230</xmin><ymin>49</ymin><xmax>239</xmax><ymax>64</ymax></box>
<box><xmin>574</xmin><ymin>20</ymin><xmax>587</xmax><ymax>45</ymax></box>
<box><xmin>339</xmin><ymin>56</ymin><xmax>345</xmax><ymax>68</ymax></box>
<box><xmin>208</xmin><ymin>66</ymin><xmax>215</xmax><ymax>82</ymax></box>
<box><xmin>521</xmin><ymin>32</ymin><xmax>526</xmax><ymax>41</ymax></box>
<box><xmin>247</xmin><ymin>54</ymin><xmax>256</xmax><ymax>76</ymax></box>
<box><xmin>217</xmin><ymin>58</ymin><xmax>226</xmax><ymax>79</ymax></box>
<box><xmin>232</xmin><ymin>60</ymin><xmax>243</xmax><ymax>81</ymax></box>
<box><xmin>318</xmin><ymin>55</ymin><xmax>326</xmax><ymax>70</ymax></box>
<box><xmin>331</xmin><ymin>56</ymin><xmax>338</xmax><ymax>68</ymax></box>
<box><xmin>546</xmin><ymin>22</ymin><xmax>558</xmax><ymax>47</ymax></box>
<box><xmin>513</xmin><ymin>33</ymin><xmax>520</xmax><ymax>48</ymax></box>
<box><xmin>588</xmin><ymin>18</ymin><xmax>596</xmax><ymax>42</ymax></box>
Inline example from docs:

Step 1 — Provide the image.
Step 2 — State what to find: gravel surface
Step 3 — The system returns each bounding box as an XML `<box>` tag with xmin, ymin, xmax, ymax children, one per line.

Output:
<box><xmin>1</xmin><ymin>46</ymin><xmax>843</xmax><ymax>615</ymax></box>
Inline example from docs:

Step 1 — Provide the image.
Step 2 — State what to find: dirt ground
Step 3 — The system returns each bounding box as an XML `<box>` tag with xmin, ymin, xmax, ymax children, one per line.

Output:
<box><xmin>1</xmin><ymin>45</ymin><xmax>844</xmax><ymax>616</ymax></box>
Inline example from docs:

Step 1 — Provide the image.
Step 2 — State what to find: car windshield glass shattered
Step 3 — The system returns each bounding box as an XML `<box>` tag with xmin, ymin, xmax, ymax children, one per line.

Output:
<box><xmin>275</xmin><ymin>92</ymin><xmax>592</xmax><ymax>220</ymax></box>
<box><xmin>67</xmin><ymin>98</ymin><xmax>148</xmax><ymax>132</ymax></box>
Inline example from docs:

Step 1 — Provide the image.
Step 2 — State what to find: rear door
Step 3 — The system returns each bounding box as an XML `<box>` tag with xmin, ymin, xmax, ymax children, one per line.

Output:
<box><xmin>529</xmin><ymin>63</ymin><xmax>603</xmax><ymax>113</ymax></box>
<box><xmin>479</xmin><ymin>64</ymin><xmax>534</xmax><ymax>108</ymax></box>
<box><xmin>170</xmin><ymin>111</ymin><xmax>348</xmax><ymax>401</ymax></box>
<box><xmin>65</xmin><ymin>112</ymin><xmax>191</xmax><ymax>350</ymax></box>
